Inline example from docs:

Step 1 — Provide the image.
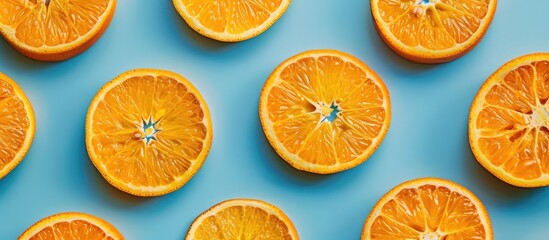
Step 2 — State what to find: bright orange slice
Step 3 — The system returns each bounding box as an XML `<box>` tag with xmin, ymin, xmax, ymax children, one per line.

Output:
<box><xmin>259</xmin><ymin>49</ymin><xmax>391</xmax><ymax>174</ymax></box>
<box><xmin>173</xmin><ymin>0</ymin><xmax>291</xmax><ymax>42</ymax></box>
<box><xmin>371</xmin><ymin>0</ymin><xmax>497</xmax><ymax>63</ymax></box>
<box><xmin>0</xmin><ymin>72</ymin><xmax>35</xmax><ymax>179</ymax></box>
<box><xmin>86</xmin><ymin>69</ymin><xmax>213</xmax><ymax>197</ymax></box>
<box><xmin>469</xmin><ymin>53</ymin><xmax>549</xmax><ymax>187</ymax></box>
<box><xmin>186</xmin><ymin>199</ymin><xmax>299</xmax><ymax>240</ymax></box>
<box><xmin>19</xmin><ymin>212</ymin><xmax>124</xmax><ymax>240</ymax></box>
<box><xmin>0</xmin><ymin>0</ymin><xmax>116</xmax><ymax>61</ymax></box>
<box><xmin>362</xmin><ymin>178</ymin><xmax>492</xmax><ymax>240</ymax></box>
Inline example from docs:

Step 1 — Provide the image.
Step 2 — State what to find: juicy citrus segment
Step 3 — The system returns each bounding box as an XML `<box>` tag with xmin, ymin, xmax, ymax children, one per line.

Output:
<box><xmin>0</xmin><ymin>0</ymin><xmax>116</xmax><ymax>61</ymax></box>
<box><xmin>18</xmin><ymin>212</ymin><xmax>123</xmax><ymax>240</ymax></box>
<box><xmin>260</xmin><ymin>50</ymin><xmax>390</xmax><ymax>174</ymax></box>
<box><xmin>371</xmin><ymin>0</ymin><xmax>497</xmax><ymax>63</ymax></box>
<box><xmin>0</xmin><ymin>72</ymin><xmax>35</xmax><ymax>179</ymax></box>
<box><xmin>186</xmin><ymin>199</ymin><xmax>299</xmax><ymax>240</ymax></box>
<box><xmin>469</xmin><ymin>53</ymin><xmax>549</xmax><ymax>187</ymax></box>
<box><xmin>86</xmin><ymin>69</ymin><xmax>212</xmax><ymax>196</ymax></box>
<box><xmin>362</xmin><ymin>178</ymin><xmax>492</xmax><ymax>240</ymax></box>
<box><xmin>173</xmin><ymin>0</ymin><xmax>291</xmax><ymax>42</ymax></box>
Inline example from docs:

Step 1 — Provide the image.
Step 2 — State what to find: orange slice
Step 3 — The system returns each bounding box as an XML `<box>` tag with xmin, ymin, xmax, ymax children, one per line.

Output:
<box><xmin>19</xmin><ymin>212</ymin><xmax>124</xmax><ymax>240</ymax></box>
<box><xmin>186</xmin><ymin>199</ymin><xmax>299</xmax><ymax>240</ymax></box>
<box><xmin>362</xmin><ymin>178</ymin><xmax>492</xmax><ymax>240</ymax></box>
<box><xmin>0</xmin><ymin>72</ymin><xmax>35</xmax><ymax>179</ymax></box>
<box><xmin>85</xmin><ymin>69</ymin><xmax>213</xmax><ymax>197</ymax></box>
<box><xmin>469</xmin><ymin>53</ymin><xmax>549</xmax><ymax>187</ymax></box>
<box><xmin>371</xmin><ymin>0</ymin><xmax>497</xmax><ymax>63</ymax></box>
<box><xmin>0</xmin><ymin>0</ymin><xmax>116</xmax><ymax>61</ymax></box>
<box><xmin>173</xmin><ymin>0</ymin><xmax>291</xmax><ymax>42</ymax></box>
<box><xmin>259</xmin><ymin>49</ymin><xmax>391</xmax><ymax>174</ymax></box>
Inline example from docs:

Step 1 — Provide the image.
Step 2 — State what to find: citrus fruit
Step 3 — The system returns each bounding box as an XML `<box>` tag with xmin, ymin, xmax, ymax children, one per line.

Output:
<box><xmin>85</xmin><ymin>69</ymin><xmax>212</xmax><ymax>197</ymax></box>
<box><xmin>0</xmin><ymin>72</ymin><xmax>35</xmax><ymax>179</ymax></box>
<box><xmin>362</xmin><ymin>178</ymin><xmax>492</xmax><ymax>240</ymax></box>
<box><xmin>0</xmin><ymin>0</ymin><xmax>116</xmax><ymax>61</ymax></box>
<box><xmin>371</xmin><ymin>0</ymin><xmax>497</xmax><ymax>63</ymax></box>
<box><xmin>19</xmin><ymin>212</ymin><xmax>123</xmax><ymax>240</ymax></box>
<box><xmin>173</xmin><ymin>0</ymin><xmax>291</xmax><ymax>42</ymax></box>
<box><xmin>469</xmin><ymin>53</ymin><xmax>549</xmax><ymax>187</ymax></box>
<box><xmin>259</xmin><ymin>49</ymin><xmax>391</xmax><ymax>174</ymax></box>
<box><xmin>186</xmin><ymin>199</ymin><xmax>299</xmax><ymax>240</ymax></box>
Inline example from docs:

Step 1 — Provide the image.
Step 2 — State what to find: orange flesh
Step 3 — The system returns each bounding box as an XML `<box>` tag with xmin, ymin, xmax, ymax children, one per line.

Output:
<box><xmin>89</xmin><ymin>75</ymin><xmax>207</xmax><ymax>188</ymax></box>
<box><xmin>266</xmin><ymin>55</ymin><xmax>386</xmax><ymax>165</ymax></box>
<box><xmin>378</xmin><ymin>0</ymin><xmax>490</xmax><ymax>50</ymax></box>
<box><xmin>476</xmin><ymin>60</ymin><xmax>549</xmax><ymax>180</ymax></box>
<box><xmin>27</xmin><ymin>220</ymin><xmax>115</xmax><ymax>240</ymax></box>
<box><xmin>0</xmin><ymin>79</ymin><xmax>30</xmax><ymax>173</ymax></box>
<box><xmin>370</xmin><ymin>184</ymin><xmax>486</xmax><ymax>239</ymax></box>
<box><xmin>0</xmin><ymin>0</ymin><xmax>109</xmax><ymax>47</ymax></box>
<box><xmin>180</xmin><ymin>0</ymin><xmax>283</xmax><ymax>34</ymax></box>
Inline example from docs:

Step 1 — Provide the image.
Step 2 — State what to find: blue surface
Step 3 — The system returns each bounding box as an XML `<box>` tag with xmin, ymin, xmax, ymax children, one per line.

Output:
<box><xmin>1</xmin><ymin>1</ymin><xmax>548</xmax><ymax>239</ymax></box>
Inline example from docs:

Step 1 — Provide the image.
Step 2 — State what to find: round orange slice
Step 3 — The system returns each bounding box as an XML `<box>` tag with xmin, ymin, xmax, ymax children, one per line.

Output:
<box><xmin>371</xmin><ymin>0</ymin><xmax>497</xmax><ymax>63</ymax></box>
<box><xmin>0</xmin><ymin>0</ymin><xmax>116</xmax><ymax>61</ymax></box>
<box><xmin>362</xmin><ymin>178</ymin><xmax>492</xmax><ymax>240</ymax></box>
<box><xmin>259</xmin><ymin>49</ymin><xmax>391</xmax><ymax>174</ymax></box>
<box><xmin>0</xmin><ymin>72</ymin><xmax>35</xmax><ymax>179</ymax></box>
<box><xmin>173</xmin><ymin>0</ymin><xmax>291</xmax><ymax>42</ymax></box>
<box><xmin>19</xmin><ymin>212</ymin><xmax>123</xmax><ymax>240</ymax></box>
<box><xmin>469</xmin><ymin>53</ymin><xmax>549</xmax><ymax>187</ymax></box>
<box><xmin>186</xmin><ymin>199</ymin><xmax>299</xmax><ymax>240</ymax></box>
<box><xmin>85</xmin><ymin>69</ymin><xmax>213</xmax><ymax>197</ymax></box>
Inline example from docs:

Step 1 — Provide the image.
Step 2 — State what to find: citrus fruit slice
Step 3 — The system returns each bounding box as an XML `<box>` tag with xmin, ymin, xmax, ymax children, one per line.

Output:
<box><xmin>19</xmin><ymin>212</ymin><xmax>123</xmax><ymax>240</ymax></box>
<box><xmin>0</xmin><ymin>0</ymin><xmax>116</xmax><ymax>61</ymax></box>
<box><xmin>86</xmin><ymin>69</ymin><xmax>212</xmax><ymax>197</ymax></box>
<box><xmin>371</xmin><ymin>0</ymin><xmax>497</xmax><ymax>63</ymax></box>
<box><xmin>362</xmin><ymin>178</ymin><xmax>492</xmax><ymax>240</ymax></box>
<box><xmin>173</xmin><ymin>0</ymin><xmax>291</xmax><ymax>42</ymax></box>
<box><xmin>259</xmin><ymin>49</ymin><xmax>391</xmax><ymax>174</ymax></box>
<box><xmin>0</xmin><ymin>72</ymin><xmax>35</xmax><ymax>179</ymax></box>
<box><xmin>186</xmin><ymin>199</ymin><xmax>299</xmax><ymax>240</ymax></box>
<box><xmin>469</xmin><ymin>53</ymin><xmax>549</xmax><ymax>187</ymax></box>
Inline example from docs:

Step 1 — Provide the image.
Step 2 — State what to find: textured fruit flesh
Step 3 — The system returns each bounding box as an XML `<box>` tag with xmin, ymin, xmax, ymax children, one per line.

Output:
<box><xmin>0</xmin><ymin>0</ymin><xmax>109</xmax><ymax>47</ymax></box>
<box><xmin>89</xmin><ymin>75</ymin><xmax>207</xmax><ymax>188</ymax></box>
<box><xmin>29</xmin><ymin>220</ymin><xmax>115</xmax><ymax>240</ymax></box>
<box><xmin>378</xmin><ymin>0</ymin><xmax>490</xmax><ymax>49</ymax></box>
<box><xmin>194</xmin><ymin>205</ymin><xmax>293</xmax><ymax>239</ymax></box>
<box><xmin>181</xmin><ymin>0</ymin><xmax>283</xmax><ymax>34</ymax></box>
<box><xmin>267</xmin><ymin>55</ymin><xmax>386</xmax><ymax>166</ymax></box>
<box><xmin>370</xmin><ymin>184</ymin><xmax>486</xmax><ymax>239</ymax></box>
<box><xmin>0</xmin><ymin>79</ymin><xmax>30</xmax><ymax>173</ymax></box>
<box><xmin>476</xmin><ymin>61</ymin><xmax>549</xmax><ymax>180</ymax></box>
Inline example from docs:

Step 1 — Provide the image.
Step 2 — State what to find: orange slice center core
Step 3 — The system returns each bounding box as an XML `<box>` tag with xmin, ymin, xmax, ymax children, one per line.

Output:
<box><xmin>133</xmin><ymin>117</ymin><xmax>161</xmax><ymax>144</ymax></box>
<box><xmin>318</xmin><ymin>102</ymin><xmax>341</xmax><ymax>123</ymax></box>
<box><xmin>531</xmin><ymin>107</ymin><xmax>549</xmax><ymax>128</ymax></box>
<box><xmin>421</xmin><ymin>232</ymin><xmax>440</xmax><ymax>240</ymax></box>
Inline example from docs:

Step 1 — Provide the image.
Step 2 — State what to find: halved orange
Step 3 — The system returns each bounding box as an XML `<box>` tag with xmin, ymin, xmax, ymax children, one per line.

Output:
<box><xmin>469</xmin><ymin>53</ymin><xmax>549</xmax><ymax>187</ymax></box>
<box><xmin>19</xmin><ymin>212</ymin><xmax>124</xmax><ymax>240</ymax></box>
<box><xmin>259</xmin><ymin>49</ymin><xmax>391</xmax><ymax>174</ymax></box>
<box><xmin>186</xmin><ymin>199</ymin><xmax>299</xmax><ymax>240</ymax></box>
<box><xmin>173</xmin><ymin>0</ymin><xmax>291</xmax><ymax>42</ymax></box>
<box><xmin>0</xmin><ymin>72</ymin><xmax>35</xmax><ymax>179</ymax></box>
<box><xmin>371</xmin><ymin>0</ymin><xmax>497</xmax><ymax>63</ymax></box>
<box><xmin>85</xmin><ymin>69</ymin><xmax>213</xmax><ymax>197</ymax></box>
<box><xmin>0</xmin><ymin>0</ymin><xmax>116</xmax><ymax>61</ymax></box>
<box><xmin>362</xmin><ymin>178</ymin><xmax>492</xmax><ymax>240</ymax></box>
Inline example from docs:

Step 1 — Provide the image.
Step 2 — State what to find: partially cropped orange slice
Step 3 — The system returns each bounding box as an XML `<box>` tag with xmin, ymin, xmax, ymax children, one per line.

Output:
<box><xmin>186</xmin><ymin>199</ymin><xmax>299</xmax><ymax>240</ymax></box>
<box><xmin>86</xmin><ymin>69</ymin><xmax>213</xmax><ymax>197</ymax></box>
<box><xmin>469</xmin><ymin>53</ymin><xmax>549</xmax><ymax>187</ymax></box>
<box><xmin>0</xmin><ymin>0</ymin><xmax>116</xmax><ymax>61</ymax></box>
<box><xmin>173</xmin><ymin>0</ymin><xmax>291</xmax><ymax>42</ymax></box>
<box><xmin>19</xmin><ymin>212</ymin><xmax>124</xmax><ymax>240</ymax></box>
<box><xmin>371</xmin><ymin>0</ymin><xmax>497</xmax><ymax>63</ymax></box>
<box><xmin>362</xmin><ymin>178</ymin><xmax>492</xmax><ymax>240</ymax></box>
<box><xmin>259</xmin><ymin>49</ymin><xmax>391</xmax><ymax>174</ymax></box>
<box><xmin>0</xmin><ymin>72</ymin><xmax>35</xmax><ymax>179</ymax></box>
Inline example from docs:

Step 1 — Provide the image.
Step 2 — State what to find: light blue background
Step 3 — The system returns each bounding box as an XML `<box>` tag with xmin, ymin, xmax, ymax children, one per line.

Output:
<box><xmin>1</xmin><ymin>1</ymin><xmax>548</xmax><ymax>239</ymax></box>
